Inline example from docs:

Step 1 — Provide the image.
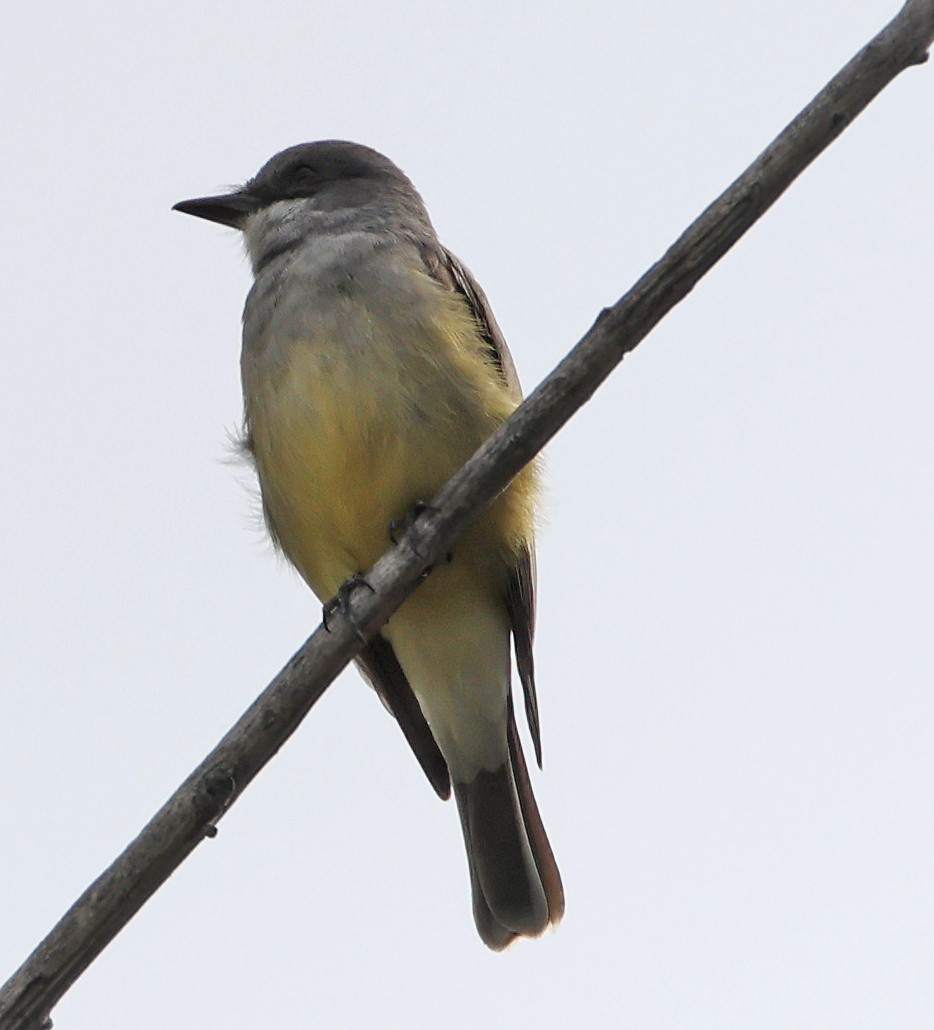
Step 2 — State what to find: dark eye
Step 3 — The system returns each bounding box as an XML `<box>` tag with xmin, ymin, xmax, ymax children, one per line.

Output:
<box><xmin>294</xmin><ymin>163</ymin><xmax>318</xmax><ymax>183</ymax></box>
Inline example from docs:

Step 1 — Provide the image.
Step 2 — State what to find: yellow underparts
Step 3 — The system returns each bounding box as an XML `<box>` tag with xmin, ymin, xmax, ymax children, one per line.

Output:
<box><xmin>245</xmin><ymin>272</ymin><xmax>538</xmax><ymax>776</ymax></box>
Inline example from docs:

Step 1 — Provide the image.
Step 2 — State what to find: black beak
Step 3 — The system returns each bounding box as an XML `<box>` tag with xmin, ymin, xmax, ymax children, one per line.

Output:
<box><xmin>172</xmin><ymin>191</ymin><xmax>261</xmax><ymax>229</ymax></box>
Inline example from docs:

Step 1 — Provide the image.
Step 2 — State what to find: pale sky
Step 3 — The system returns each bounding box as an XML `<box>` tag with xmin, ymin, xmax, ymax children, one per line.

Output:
<box><xmin>3</xmin><ymin>2</ymin><xmax>933</xmax><ymax>1028</ymax></box>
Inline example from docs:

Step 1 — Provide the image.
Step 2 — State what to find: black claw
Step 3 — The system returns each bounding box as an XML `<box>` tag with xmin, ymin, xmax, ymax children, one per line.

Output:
<box><xmin>388</xmin><ymin>500</ymin><xmax>441</xmax><ymax>552</ymax></box>
<box><xmin>323</xmin><ymin>574</ymin><xmax>375</xmax><ymax>643</ymax></box>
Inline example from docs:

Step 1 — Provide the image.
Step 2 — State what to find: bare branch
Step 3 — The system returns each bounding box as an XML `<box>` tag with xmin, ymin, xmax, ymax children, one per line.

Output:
<box><xmin>2</xmin><ymin>3</ymin><xmax>931</xmax><ymax>1028</ymax></box>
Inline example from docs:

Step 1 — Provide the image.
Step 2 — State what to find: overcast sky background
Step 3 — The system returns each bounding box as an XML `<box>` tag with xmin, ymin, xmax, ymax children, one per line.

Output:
<box><xmin>3</xmin><ymin>3</ymin><xmax>932</xmax><ymax>1028</ymax></box>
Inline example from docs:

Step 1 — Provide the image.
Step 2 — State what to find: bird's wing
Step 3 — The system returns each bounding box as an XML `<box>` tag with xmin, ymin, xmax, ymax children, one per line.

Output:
<box><xmin>356</xmin><ymin>637</ymin><xmax>451</xmax><ymax>799</ymax></box>
<box><xmin>421</xmin><ymin>242</ymin><xmax>543</xmax><ymax>767</ymax></box>
<box><xmin>506</xmin><ymin>542</ymin><xmax>542</xmax><ymax>767</ymax></box>
<box><xmin>425</xmin><ymin>244</ymin><xmax>524</xmax><ymax>400</ymax></box>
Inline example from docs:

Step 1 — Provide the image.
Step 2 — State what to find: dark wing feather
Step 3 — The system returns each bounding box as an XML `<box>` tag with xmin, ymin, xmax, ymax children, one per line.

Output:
<box><xmin>421</xmin><ymin>242</ymin><xmax>543</xmax><ymax>767</ymax></box>
<box><xmin>428</xmin><ymin>246</ymin><xmax>524</xmax><ymax>399</ymax></box>
<box><xmin>356</xmin><ymin>636</ymin><xmax>451</xmax><ymax>799</ymax></box>
<box><xmin>507</xmin><ymin>545</ymin><xmax>542</xmax><ymax>767</ymax></box>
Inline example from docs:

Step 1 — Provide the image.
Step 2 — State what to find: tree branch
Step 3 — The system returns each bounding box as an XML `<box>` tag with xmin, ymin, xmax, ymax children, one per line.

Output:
<box><xmin>2</xmin><ymin>3</ymin><xmax>931</xmax><ymax>1028</ymax></box>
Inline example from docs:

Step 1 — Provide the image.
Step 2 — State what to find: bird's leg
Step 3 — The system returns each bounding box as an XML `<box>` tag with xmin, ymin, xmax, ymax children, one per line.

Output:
<box><xmin>322</xmin><ymin>573</ymin><xmax>375</xmax><ymax>643</ymax></box>
<box><xmin>388</xmin><ymin>500</ymin><xmax>437</xmax><ymax>546</ymax></box>
<box><xmin>389</xmin><ymin>501</ymin><xmax>453</xmax><ymax>564</ymax></box>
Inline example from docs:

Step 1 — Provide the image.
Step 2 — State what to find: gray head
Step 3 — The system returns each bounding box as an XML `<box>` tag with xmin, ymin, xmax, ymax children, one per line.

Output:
<box><xmin>173</xmin><ymin>140</ymin><xmax>431</xmax><ymax>235</ymax></box>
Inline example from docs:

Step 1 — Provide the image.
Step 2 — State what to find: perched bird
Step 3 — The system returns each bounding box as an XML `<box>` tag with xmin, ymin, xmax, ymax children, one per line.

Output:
<box><xmin>174</xmin><ymin>141</ymin><xmax>563</xmax><ymax>948</ymax></box>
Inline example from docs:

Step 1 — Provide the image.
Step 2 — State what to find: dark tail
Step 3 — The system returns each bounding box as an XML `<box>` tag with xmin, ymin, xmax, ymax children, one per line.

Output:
<box><xmin>452</xmin><ymin>702</ymin><xmax>564</xmax><ymax>950</ymax></box>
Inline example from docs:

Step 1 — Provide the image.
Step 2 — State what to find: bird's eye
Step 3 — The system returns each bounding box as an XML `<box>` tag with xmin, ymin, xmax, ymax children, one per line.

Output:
<box><xmin>294</xmin><ymin>164</ymin><xmax>318</xmax><ymax>182</ymax></box>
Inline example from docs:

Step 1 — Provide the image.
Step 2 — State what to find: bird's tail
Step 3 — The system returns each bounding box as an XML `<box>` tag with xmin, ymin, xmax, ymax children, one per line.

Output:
<box><xmin>452</xmin><ymin>701</ymin><xmax>564</xmax><ymax>950</ymax></box>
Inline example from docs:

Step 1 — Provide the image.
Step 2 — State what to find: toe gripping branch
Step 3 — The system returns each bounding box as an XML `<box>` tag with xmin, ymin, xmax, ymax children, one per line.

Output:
<box><xmin>322</xmin><ymin>574</ymin><xmax>375</xmax><ymax>643</ymax></box>
<box><xmin>389</xmin><ymin>501</ymin><xmax>452</xmax><ymax>566</ymax></box>
<box><xmin>322</xmin><ymin>502</ymin><xmax>450</xmax><ymax>641</ymax></box>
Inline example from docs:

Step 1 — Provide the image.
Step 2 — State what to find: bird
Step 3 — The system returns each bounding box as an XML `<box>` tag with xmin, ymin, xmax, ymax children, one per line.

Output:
<box><xmin>174</xmin><ymin>140</ymin><xmax>563</xmax><ymax>948</ymax></box>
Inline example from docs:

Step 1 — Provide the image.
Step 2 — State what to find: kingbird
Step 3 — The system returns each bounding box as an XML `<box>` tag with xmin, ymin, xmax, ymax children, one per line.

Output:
<box><xmin>174</xmin><ymin>141</ymin><xmax>563</xmax><ymax>948</ymax></box>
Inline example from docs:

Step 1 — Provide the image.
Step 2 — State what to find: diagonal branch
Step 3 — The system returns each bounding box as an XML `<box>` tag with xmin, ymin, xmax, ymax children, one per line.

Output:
<box><xmin>2</xmin><ymin>2</ymin><xmax>932</xmax><ymax>1028</ymax></box>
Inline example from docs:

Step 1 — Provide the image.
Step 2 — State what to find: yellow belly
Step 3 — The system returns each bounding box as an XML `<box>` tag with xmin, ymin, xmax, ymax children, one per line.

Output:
<box><xmin>245</xmin><ymin>281</ymin><xmax>537</xmax><ymax>605</ymax></box>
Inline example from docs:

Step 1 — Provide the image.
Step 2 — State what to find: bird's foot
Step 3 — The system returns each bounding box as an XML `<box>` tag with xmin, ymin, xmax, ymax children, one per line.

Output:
<box><xmin>322</xmin><ymin>573</ymin><xmax>375</xmax><ymax>643</ymax></box>
<box><xmin>388</xmin><ymin>501</ymin><xmax>453</xmax><ymax>565</ymax></box>
<box><xmin>389</xmin><ymin>501</ymin><xmax>438</xmax><ymax>547</ymax></box>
